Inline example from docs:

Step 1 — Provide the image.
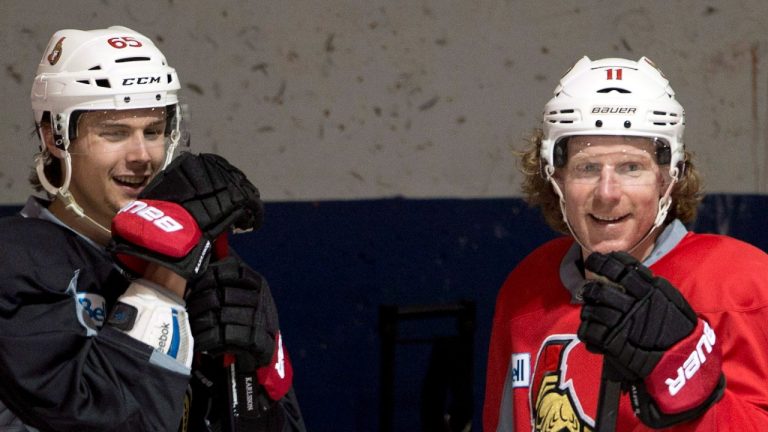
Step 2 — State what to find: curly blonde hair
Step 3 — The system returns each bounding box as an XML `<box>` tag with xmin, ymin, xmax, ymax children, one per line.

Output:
<box><xmin>518</xmin><ymin>129</ymin><xmax>703</xmax><ymax>234</ymax></box>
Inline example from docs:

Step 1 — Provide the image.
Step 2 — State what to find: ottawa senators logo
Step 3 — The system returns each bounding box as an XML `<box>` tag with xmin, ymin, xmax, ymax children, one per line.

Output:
<box><xmin>47</xmin><ymin>37</ymin><xmax>66</xmax><ymax>65</ymax></box>
<box><xmin>530</xmin><ymin>335</ymin><xmax>601</xmax><ymax>431</ymax></box>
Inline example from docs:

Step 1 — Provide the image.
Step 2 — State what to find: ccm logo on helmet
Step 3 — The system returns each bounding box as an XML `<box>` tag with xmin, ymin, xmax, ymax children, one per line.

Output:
<box><xmin>665</xmin><ymin>321</ymin><xmax>716</xmax><ymax>396</ymax></box>
<box><xmin>120</xmin><ymin>200</ymin><xmax>183</xmax><ymax>233</ymax></box>
<box><xmin>591</xmin><ymin>106</ymin><xmax>637</xmax><ymax>114</ymax></box>
<box><xmin>122</xmin><ymin>76</ymin><xmax>162</xmax><ymax>86</ymax></box>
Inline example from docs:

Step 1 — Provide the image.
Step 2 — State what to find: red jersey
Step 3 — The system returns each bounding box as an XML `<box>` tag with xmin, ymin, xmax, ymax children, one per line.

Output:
<box><xmin>484</xmin><ymin>228</ymin><xmax>768</xmax><ymax>431</ymax></box>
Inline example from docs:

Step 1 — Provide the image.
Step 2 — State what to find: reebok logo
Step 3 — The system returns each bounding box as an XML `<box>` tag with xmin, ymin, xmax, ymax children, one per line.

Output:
<box><xmin>120</xmin><ymin>200</ymin><xmax>183</xmax><ymax>232</ymax></box>
<box><xmin>665</xmin><ymin>321</ymin><xmax>716</xmax><ymax>396</ymax></box>
<box><xmin>157</xmin><ymin>322</ymin><xmax>171</xmax><ymax>351</ymax></box>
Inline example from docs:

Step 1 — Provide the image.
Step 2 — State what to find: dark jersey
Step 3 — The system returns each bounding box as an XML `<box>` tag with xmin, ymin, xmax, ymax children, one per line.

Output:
<box><xmin>0</xmin><ymin>199</ymin><xmax>191</xmax><ymax>431</ymax></box>
<box><xmin>0</xmin><ymin>198</ymin><xmax>305</xmax><ymax>432</ymax></box>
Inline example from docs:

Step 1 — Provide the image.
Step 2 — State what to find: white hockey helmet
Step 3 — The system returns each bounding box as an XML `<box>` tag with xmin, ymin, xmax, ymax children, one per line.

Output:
<box><xmin>31</xmin><ymin>26</ymin><xmax>181</xmax><ymax>159</ymax></box>
<box><xmin>30</xmin><ymin>26</ymin><xmax>183</xmax><ymax>235</ymax></box>
<box><xmin>540</xmin><ymin>56</ymin><xmax>685</xmax><ymax>179</ymax></box>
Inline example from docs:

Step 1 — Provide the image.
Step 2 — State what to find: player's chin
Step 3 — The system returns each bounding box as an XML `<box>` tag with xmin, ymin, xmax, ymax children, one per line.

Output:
<box><xmin>585</xmin><ymin>237</ymin><xmax>635</xmax><ymax>255</ymax></box>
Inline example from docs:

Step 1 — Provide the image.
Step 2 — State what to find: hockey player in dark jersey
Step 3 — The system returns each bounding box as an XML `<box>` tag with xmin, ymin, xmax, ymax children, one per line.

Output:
<box><xmin>0</xmin><ymin>26</ymin><xmax>305</xmax><ymax>431</ymax></box>
<box><xmin>484</xmin><ymin>56</ymin><xmax>768</xmax><ymax>431</ymax></box>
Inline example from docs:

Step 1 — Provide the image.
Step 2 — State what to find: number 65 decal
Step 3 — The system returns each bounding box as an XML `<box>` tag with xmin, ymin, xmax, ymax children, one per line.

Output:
<box><xmin>107</xmin><ymin>36</ymin><xmax>143</xmax><ymax>49</ymax></box>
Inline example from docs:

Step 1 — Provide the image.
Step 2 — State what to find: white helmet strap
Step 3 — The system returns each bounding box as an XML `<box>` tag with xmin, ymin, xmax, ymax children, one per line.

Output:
<box><xmin>35</xmin><ymin>147</ymin><xmax>112</xmax><ymax>237</ymax></box>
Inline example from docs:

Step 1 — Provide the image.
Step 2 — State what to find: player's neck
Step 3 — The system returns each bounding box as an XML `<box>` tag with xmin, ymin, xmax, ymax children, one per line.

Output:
<box><xmin>49</xmin><ymin>199</ymin><xmax>112</xmax><ymax>247</ymax></box>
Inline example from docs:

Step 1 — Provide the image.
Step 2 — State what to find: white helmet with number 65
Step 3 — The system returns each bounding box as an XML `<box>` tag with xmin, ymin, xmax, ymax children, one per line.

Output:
<box><xmin>31</xmin><ymin>25</ymin><xmax>182</xmax><ymax>165</ymax></box>
<box><xmin>30</xmin><ymin>26</ymin><xmax>185</xmax><ymax>235</ymax></box>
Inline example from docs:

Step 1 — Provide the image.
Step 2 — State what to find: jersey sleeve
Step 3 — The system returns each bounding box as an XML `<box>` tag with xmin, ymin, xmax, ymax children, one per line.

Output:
<box><xmin>483</xmin><ymin>275</ymin><xmax>517</xmax><ymax>432</ymax></box>
<box><xmin>0</xmin><ymin>217</ymin><xmax>190</xmax><ymax>431</ymax></box>
<box><xmin>648</xmin><ymin>234</ymin><xmax>768</xmax><ymax>430</ymax></box>
<box><xmin>483</xmin><ymin>238</ymin><xmax>573</xmax><ymax>432</ymax></box>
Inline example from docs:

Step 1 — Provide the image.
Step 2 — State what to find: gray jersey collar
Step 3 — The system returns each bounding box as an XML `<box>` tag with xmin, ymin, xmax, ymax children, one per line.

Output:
<box><xmin>560</xmin><ymin>219</ymin><xmax>688</xmax><ymax>303</ymax></box>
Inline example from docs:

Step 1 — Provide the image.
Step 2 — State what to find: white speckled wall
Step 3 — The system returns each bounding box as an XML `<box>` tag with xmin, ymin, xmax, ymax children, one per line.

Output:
<box><xmin>3</xmin><ymin>1</ymin><xmax>768</xmax><ymax>203</ymax></box>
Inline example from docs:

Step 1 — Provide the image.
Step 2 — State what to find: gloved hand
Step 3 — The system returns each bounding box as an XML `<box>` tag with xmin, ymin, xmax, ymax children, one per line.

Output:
<box><xmin>577</xmin><ymin>251</ymin><xmax>725</xmax><ymax>428</ymax></box>
<box><xmin>139</xmin><ymin>152</ymin><xmax>264</xmax><ymax>237</ymax></box>
<box><xmin>186</xmin><ymin>256</ymin><xmax>293</xmax><ymax>401</ymax></box>
<box><xmin>109</xmin><ymin>152</ymin><xmax>264</xmax><ymax>279</ymax></box>
<box><xmin>109</xmin><ymin>199</ymin><xmax>211</xmax><ymax>279</ymax></box>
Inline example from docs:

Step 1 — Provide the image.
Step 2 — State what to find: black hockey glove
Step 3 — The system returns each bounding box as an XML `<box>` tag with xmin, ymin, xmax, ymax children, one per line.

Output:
<box><xmin>139</xmin><ymin>152</ymin><xmax>264</xmax><ymax>237</ymax></box>
<box><xmin>187</xmin><ymin>256</ymin><xmax>277</xmax><ymax>369</ymax></box>
<box><xmin>577</xmin><ymin>251</ymin><xmax>724</xmax><ymax>428</ymax></box>
<box><xmin>186</xmin><ymin>256</ymin><xmax>294</xmax><ymax>402</ymax></box>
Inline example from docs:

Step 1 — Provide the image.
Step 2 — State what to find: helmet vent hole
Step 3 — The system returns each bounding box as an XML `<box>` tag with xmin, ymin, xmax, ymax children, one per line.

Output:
<box><xmin>597</xmin><ymin>87</ymin><xmax>631</xmax><ymax>94</ymax></box>
<box><xmin>115</xmin><ymin>56</ymin><xmax>151</xmax><ymax>63</ymax></box>
<box><xmin>167</xmin><ymin>74</ymin><xmax>174</xmax><ymax>83</ymax></box>
<box><xmin>76</xmin><ymin>80</ymin><xmax>89</xmax><ymax>85</ymax></box>
<box><xmin>88</xmin><ymin>66</ymin><xmax>102</xmax><ymax>71</ymax></box>
<box><xmin>95</xmin><ymin>79</ymin><xmax>111</xmax><ymax>88</ymax></box>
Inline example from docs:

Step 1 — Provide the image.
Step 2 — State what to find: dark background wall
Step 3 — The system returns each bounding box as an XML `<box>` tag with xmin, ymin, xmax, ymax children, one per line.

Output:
<box><xmin>4</xmin><ymin>195</ymin><xmax>765</xmax><ymax>431</ymax></box>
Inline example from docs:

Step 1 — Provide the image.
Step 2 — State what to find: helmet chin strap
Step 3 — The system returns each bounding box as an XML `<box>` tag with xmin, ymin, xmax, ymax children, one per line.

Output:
<box><xmin>545</xmin><ymin>166</ymin><xmax>678</xmax><ymax>260</ymax></box>
<box><xmin>36</xmin><ymin>148</ymin><xmax>112</xmax><ymax>237</ymax></box>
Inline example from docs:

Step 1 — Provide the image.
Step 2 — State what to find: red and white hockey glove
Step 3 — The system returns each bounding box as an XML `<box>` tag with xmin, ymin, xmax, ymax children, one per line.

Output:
<box><xmin>186</xmin><ymin>256</ymin><xmax>293</xmax><ymax>401</ymax></box>
<box><xmin>577</xmin><ymin>251</ymin><xmax>725</xmax><ymax>428</ymax></box>
<box><xmin>110</xmin><ymin>152</ymin><xmax>264</xmax><ymax>280</ymax></box>
<box><xmin>110</xmin><ymin>199</ymin><xmax>212</xmax><ymax>279</ymax></box>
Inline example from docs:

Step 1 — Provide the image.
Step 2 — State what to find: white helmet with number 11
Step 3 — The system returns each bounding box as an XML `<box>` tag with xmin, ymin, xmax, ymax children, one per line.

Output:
<box><xmin>540</xmin><ymin>56</ymin><xmax>685</xmax><ymax>180</ymax></box>
<box><xmin>539</xmin><ymin>56</ymin><xmax>686</xmax><ymax>254</ymax></box>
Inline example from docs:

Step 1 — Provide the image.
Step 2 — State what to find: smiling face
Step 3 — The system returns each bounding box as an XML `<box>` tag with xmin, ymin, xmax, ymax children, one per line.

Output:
<box><xmin>555</xmin><ymin>135</ymin><xmax>670</xmax><ymax>260</ymax></box>
<box><xmin>64</xmin><ymin>107</ymin><xmax>167</xmax><ymax>228</ymax></box>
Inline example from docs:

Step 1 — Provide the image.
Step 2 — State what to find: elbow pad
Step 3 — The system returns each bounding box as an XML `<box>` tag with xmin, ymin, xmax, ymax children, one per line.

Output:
<box><xmin>108</xmin><ymin>279</ymin><xmax>194</xmax><ymax>368</ymax></box>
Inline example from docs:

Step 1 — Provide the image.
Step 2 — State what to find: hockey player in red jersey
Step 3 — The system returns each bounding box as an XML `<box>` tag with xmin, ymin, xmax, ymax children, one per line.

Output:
<box><xmin>484</xmin><ymin>56</ymin><xmax>768</xmax><ymax>431</ymax></box>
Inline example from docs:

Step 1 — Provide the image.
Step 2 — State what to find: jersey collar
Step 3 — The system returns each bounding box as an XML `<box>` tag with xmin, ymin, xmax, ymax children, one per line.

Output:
<box><xmin>560</xmin><ymin>219</ymin><xmax>689</xmax><ymax>303</ymax></box>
